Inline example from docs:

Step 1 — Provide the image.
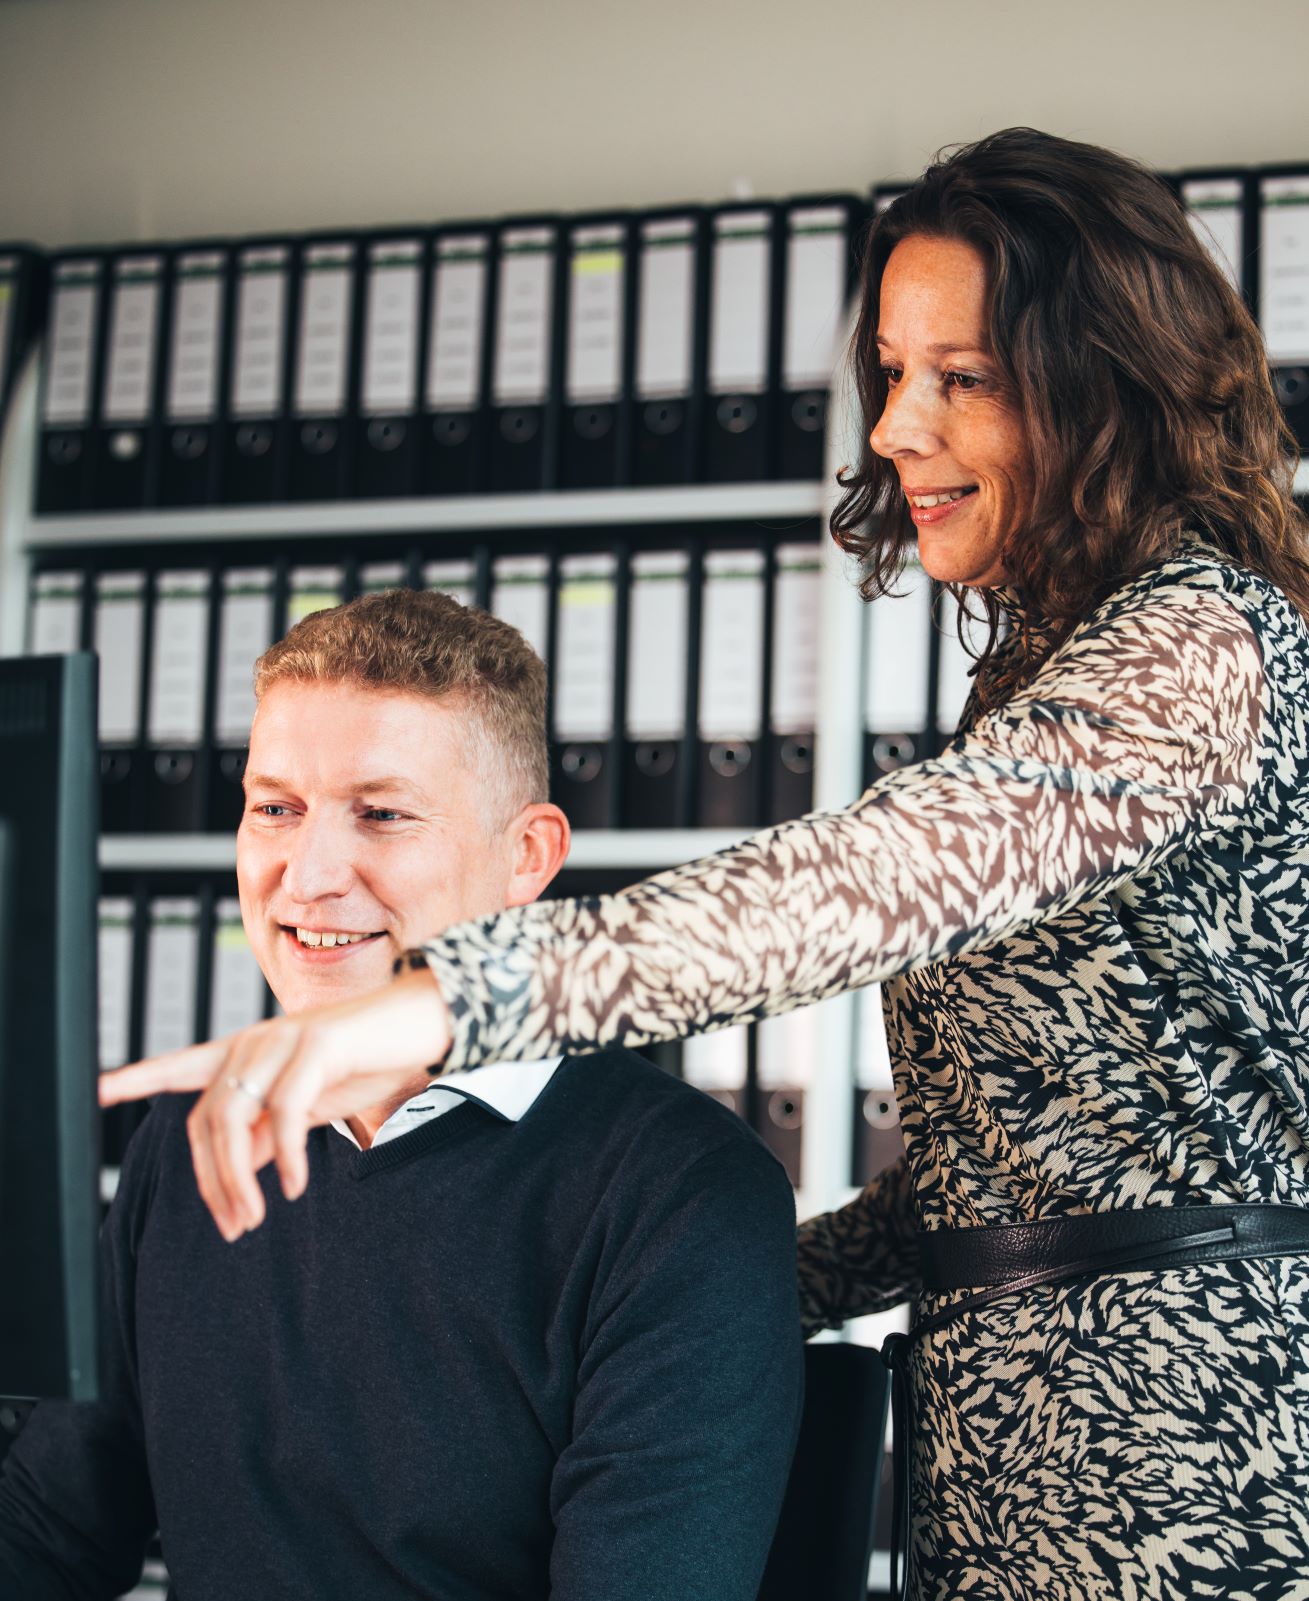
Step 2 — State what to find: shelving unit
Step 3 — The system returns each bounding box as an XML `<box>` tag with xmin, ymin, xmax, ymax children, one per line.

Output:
<box><xmin>0</xmin><ymin>339</ymin><xmax>873</xmax><ymax>1231</ymax></box>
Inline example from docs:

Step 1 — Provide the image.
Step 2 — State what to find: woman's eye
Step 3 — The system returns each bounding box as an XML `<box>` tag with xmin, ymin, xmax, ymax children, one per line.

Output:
<box><xmin>879</xmin><ymin>363</ymin><xmax>903</xmax><ymax>386</ymax></box>
<box><xmin>946</xmin><ymin>370</ymin><xmax>983</xmax><ymax>391</ymax></box>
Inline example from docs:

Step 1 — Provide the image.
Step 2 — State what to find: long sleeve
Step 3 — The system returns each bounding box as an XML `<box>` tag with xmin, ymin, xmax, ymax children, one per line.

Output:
<box><xmin>0</xmin><ymin>1130</ymin><xmax>158</xmax><ymax>1600</ymax></box>
<box><xmin>548</xmin><ymin>1138</ymin><xmax>803</xmax><ymax>1601</ymax></box>
<box><xmin>419</xmin><ymin>569</ymin><xmax>1268</xmax><ymax>1073</ymax></box>
<box><xmin>797</xmin><ymin>1155</ymin><xmax>920</xmax><ymax>1336</ymax></box>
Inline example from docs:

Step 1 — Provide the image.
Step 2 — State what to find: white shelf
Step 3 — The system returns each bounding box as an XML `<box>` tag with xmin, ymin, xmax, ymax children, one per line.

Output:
<box><xmin>1296</xmin><ymin>458</ymin><xmax>1309</xmax><ymax>498</ymax></box>
<box><xmin>98</xmin><ymin>828</ymin><xmax>752</xmax><ymax>874</ymax></box>
<box><xmin>24</xmin><ymin>481</ymin><xmax>825</xmax><ymax>548</ymax></box>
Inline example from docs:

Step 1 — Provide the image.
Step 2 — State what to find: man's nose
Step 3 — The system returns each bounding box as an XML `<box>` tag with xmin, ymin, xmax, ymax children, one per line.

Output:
<box><xmin>869</xmin><ymin>375</ymin><xmax>939</xmax><ymax>460</ymax></box>
<box><xmin>280</xmin><ymin>814</ymin><xmax>356</xmax><ymax>905</ymax></box>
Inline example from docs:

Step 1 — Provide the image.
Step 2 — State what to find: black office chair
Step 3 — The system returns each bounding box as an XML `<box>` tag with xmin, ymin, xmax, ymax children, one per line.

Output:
<box><xmin>757</xmin><ymin>1342</ymin><xmax>891</xmax><ymax>1601</ymax></box>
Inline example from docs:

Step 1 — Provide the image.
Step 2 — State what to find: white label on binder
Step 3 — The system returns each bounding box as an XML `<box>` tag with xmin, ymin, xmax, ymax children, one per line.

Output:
<box><xmin>493</xmin><ymin>227</ymin><xmax>555</xmax><ymax>406</ymax></box>
<box><xmin>361</xmin><ymin>240</ymin><xmax>421</xmax><ymax>415</ymax></box>
<box><xmin>147</xmin><ymin>570</ymin><xmax>210</xmax><ymax>745</ymax></box>
<box><xmin>1260</xmin><ymin>175</ymin><xmax>1309</xmax><ymax>363</ymax></box>
<box><xmin>637</xmin><ymin>218</ymin><xmax>696</xmax><ymax>401</ymax></box>
<box><xmin>102</xmin><ymin>258</ymin><xmax>162</xmax><ymax>424</ymax></box>
<box><xmin>210</xmin><ymin>898</ymin><xmax>266</xmax><ymax>1037</ymax></box>
<box><xmin>294</xmin><ymin>244</ymin><xmax>353</xmax><ymax>415</ymax></box>
<box><xmin>771</xmin><ymin>544</ymin><xmax>822</xmax><ymax>735</ymax></box>
<box><xmin>709</xmin><ymin>212</ymin><xmax>771</xmax><ymax>395</ymax></box>
<box><xmin>567</xmin><ymin>224</ymin><xmax>624</xmax><ymax>405</ymax></box>
<box><xmin>1182</xmin><ymin>178</ymin><xmax>1243</xmax><ymax>293</ymax></box>
<box><xmin>935</xmin><ymin>596</ymin><xmax>982</xmax><ymax>737</ymax></box>
<box><xmin>167</xmin><ymin>252</ymin><xmax>225</xmax><ymax>421</ymax></box>
<box><xmin>855</xmin><ymin>984</ymin><xmax>894</xmax><ymax>1092</ymax></box>
<box><xmin>699</xmin><ymin>550</ymin><xmax>766</xmax><ymax>741</ymax></box>
<box><xmin>142</xmin><ymin>897</ymin><xmax>200</xmax><ymax>1058</ymax></box>
<box><xmin>28</xmin><ymin>571</ymin><xmax>83</xmax><ymax>655</ymax></box>
<box><xmin>491</xmin><ymin>555</ymin><xmax>550</xmax><ymax>663</ymax></box>
<box><xmin>626</xmin><ymin>550</ymin><xmax>689</xmax><ymax>742</ymax></box>
<box><xmin>423</xmin><ymin>559</ymin><xmax>476</xmax><ymax>608</ymax></box>
<box><xmin>94</xmin><ymin>571</ymin><xmax>146</xmax><ymax>743</ymax></box>
<box><xmin>97</xmin><ymin>897</ymin><xmax>134</xmax><ymax>1071</ymax></box>
<box><xmin>231</xmin><ymin>248</ymin><xmax>288</xmax><ymax>418</ymax></box>
<box><xmin>359</xmin><ymin>561</ymin><xmax>406</xmax><ymax>594</ymax></box>
<box><xmin>555</xmin><ymin>554</ymin><xmax>616</xmax><ymax>741</ymax></box>
<box><xmin>0</xmin><ymin>260</ymin><xmax>15</xmax><ymax>399</ymax></box>
<box><xmin>215</xmin><ymin>568</ymin><xmax>275</xmax><ymax>746</ymax></box>
<box><xmin>758</xmin><ymin>1005</ymin><xmax>817</xmax><ymax>1090</ymax></box>
<box><xmin>286</xmin><ymin>566</ymin><xmax>345</xmax><ymax>628</ymax></box>
<box><xmin>863</xmin><ymin>558</ymin><xmax>931</xmax><ymax>734</ymax></box>
<box><xmin>784</xmin><ymin>207</ymin><xmax>846</xmax><ymax>390</ymax></box>
<box><xmin>43</xmin><ymin>263</ymin><xmax>100</xmax><ymax>425</ymax></box>
<box><xmin>682</xmin><ymin>1025</ymin><xmax>747</xmax><ymax>1093</ymax></box>
<box><xmin>428</xmin><ymin>234</ymin><xmax>489</xmax><ymax>411</ymax></box>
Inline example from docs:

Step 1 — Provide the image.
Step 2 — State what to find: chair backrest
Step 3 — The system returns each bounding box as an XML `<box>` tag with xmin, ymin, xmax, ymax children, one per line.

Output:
<box><xmin>756</xmin><ymin>1342</ymin><xmax>889</xmax><ymax>1601</ymax></box>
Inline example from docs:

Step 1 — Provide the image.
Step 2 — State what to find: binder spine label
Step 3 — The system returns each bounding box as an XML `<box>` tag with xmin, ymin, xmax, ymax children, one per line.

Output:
<box><xmin>699</xmin><ymin>550</ymin><xmax>766</xmax><ymax>741</ymax></box>
<box><xmin>1260</xmin><ymin>175</ymin><xmax>1309</xmax><ymax>363</ymax></box>
<box><xmin>626</xmin><ymin>551</ymin><xmax>689</xmax><ymax>741</ymax></box>
<box><xmin>758</xmin><ymin>1007</ymin><xmax>816</xmax><ymax>1091</ymax></box>
<box><xmin>863</xmin><ymin>559</ymin><xmax>931</xmax><ymax>733</ymax></box>
<box><xmin>94</xmin><ymin>571</ymin><xmax>146</xmax><ymax>743</ymax></box>
<box><xmin>567</xmin><ymin>224</ymin><xmax>625</xmax><ymax>405</ymax></box>
<box><xmin>29</xmin><ymin>571</ymin><xmax>84</xmax><ymax>655</ymax></box>
<box><xmin>491</xmin><ymin>556</ymin><xmax>550</xmax><ymax>664</ymax></box>
<box><xmin>210</xmin><ymin>898</ymin><xmax>266</xmax><ymax>1036</ymax></box>
<box><xmin>44</xmin><ymin>261</ymin><xmax>101</xmax><ymax>426</ymax></box>
<box><xmin>359</xmin><ymin>561</ymin><xmax>406</xmax><ymax>594</ymax></box>
<box><xmin>362</xmin><ymin>240</ymin><xmax>422</xmax><ymax>415</ymax></box>
<box><xmin>784</xmin><ymin>207</ymin><xmax>846</xmax><ymax>391</ymax></box>
<box><xmin>1182</xmin><ymin>179</ymin><xmax>1244</xmax><ymax>293</ymax></box>
<box><xmin>423</xmin><ymin>560</ymin><xmax>476</xmax><ymax>608</ymax></box>
<box><xmin>855</xmin><ymin>985</ymin><xmax>894</xmax><ymax>1092</ymax></box>
<box><xmin>97</xmin><ymin>897</ymin><xmax>135</xmax><ymax>1071</ymax></box>
<box><xmin>494</xmin><ymin>226</ymin><xmax>555</xmax><ymax>406</ymax></box>
<box><xmin>143</xmin><ymin>897</ymin><xmax>201</xmax><ymax>1058</ymax></box>
<box><xmin>555</xmin><ymin>555</ymin><xmax>617</xmax><ymax>741</ymax></box>
<box><xmin>637</xmin><ymin>219</ymin><xmax>696</xmax><ymax>401</ymax></box>
<box><xmin>147</xmin><ymin>570</ymin><xmax>210</xmax><ymax>745</ymax></box>
<box><xmin>287</xmin><ymin>566</ymin><xmax>345</xmax><ymax>628</ymax></box>
<box><xmin>216</xmin><ymin>568</ymin><xmax>275</xmax><ymax>746</ymax></box>
<box><xmin>102</xmin><ymin>256</ymin><xmax>163</xmax><ymax>424</ymax></box>
<box><xmin>770</xmin><ymin>546</ymin><xmax>822</xmax><ymax>735</ymax></box>
<box><xmin>295</xmin><ymin>244</ymin><xmax>354</xmax><ymax>416</ymax></box>
<box><xmin>0</xmin><ymin>258</ymin><xmax>15</xmax><ymax>396</ymax></box>
<box><xmin>168</xmin><ymin>252</ymin><xmax>226</xmax><ymax>422</ymax></box>
<box><xmin>709</xmin><ymin>213</ymin><xmax>771</xmax><ymax>396</ymax></box>
<box><xmin>936</xmin><ymin>596</ymin><xmax>980</xmax><ymax>737</ymax></box>
<box><xmin>232</xmin><ymin>248</ymin><xmax>289</xmax><ymax>418</ymax></box>
<box><xmin>682</xmin><ymin>1026</ymin><xmax>747</xmax><ymax>1092</ymax></box>
<box><xmin>428</xmin><ymin>235</ymin><xmax>489</xmax><ymax>411</ymax></box>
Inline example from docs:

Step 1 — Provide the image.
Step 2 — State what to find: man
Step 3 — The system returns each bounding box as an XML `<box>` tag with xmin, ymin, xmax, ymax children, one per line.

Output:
<box><xmin>0</xmin><ymin>588</ymin><xmax>802</xmax><ymax>1601</ymax></box>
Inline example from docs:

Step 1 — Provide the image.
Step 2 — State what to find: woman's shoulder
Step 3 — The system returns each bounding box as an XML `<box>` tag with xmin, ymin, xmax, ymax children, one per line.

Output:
<box><xmin>1093</xmin><ymin>538</ymin><xmax>1304</xmax><ymax>642</ymax></box>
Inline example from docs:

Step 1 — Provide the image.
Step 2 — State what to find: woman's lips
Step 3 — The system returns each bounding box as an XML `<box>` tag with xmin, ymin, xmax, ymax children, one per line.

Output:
<box><xmin>906</xmin><ymin>488</ymin><xmax>978</xmax><ymax>526</ymax></box>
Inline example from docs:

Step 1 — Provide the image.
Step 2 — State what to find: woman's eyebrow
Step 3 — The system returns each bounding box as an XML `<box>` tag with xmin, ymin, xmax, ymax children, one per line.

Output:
<box><xmin>874</xmin><ymin>334</ymin><xmax>989</xmax><ymax>356</ymax></box>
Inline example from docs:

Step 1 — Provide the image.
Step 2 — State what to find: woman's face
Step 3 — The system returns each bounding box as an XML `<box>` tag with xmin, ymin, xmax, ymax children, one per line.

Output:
<box><xmin>869</xmin><ymin>233</ymin><xmax>1032</xmax><ymax>589</ymax></box>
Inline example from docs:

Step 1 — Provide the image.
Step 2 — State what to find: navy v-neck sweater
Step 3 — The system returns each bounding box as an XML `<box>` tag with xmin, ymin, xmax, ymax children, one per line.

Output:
<box><xmin>0</xmin><ymin>1049</ymin><xmax>802</xmax><ymax>1601</ymax></box>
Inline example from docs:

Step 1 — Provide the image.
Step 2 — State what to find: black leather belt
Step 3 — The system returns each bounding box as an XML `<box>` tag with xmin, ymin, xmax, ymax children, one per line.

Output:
<box><xmin>880</xmin><ymin>1204</ymin><xmax>1309</xmax><ymax>1600</ymax></box>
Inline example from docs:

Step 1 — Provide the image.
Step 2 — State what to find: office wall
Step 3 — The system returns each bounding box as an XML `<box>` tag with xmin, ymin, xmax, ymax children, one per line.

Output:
<box><xmin>0</xmin><ymin>0</ymin><xmax>1305</xmax><ymax>247</ymax></box>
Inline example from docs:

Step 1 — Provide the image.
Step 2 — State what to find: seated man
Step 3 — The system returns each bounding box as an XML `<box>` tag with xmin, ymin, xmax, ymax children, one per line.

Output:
<box><xmin>0</xmin><ymin>588</ymin><xmax>802</xmax><ymax>1601</ymax></box>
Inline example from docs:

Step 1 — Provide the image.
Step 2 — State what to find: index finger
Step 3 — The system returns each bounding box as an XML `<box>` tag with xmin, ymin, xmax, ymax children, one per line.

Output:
<box><xmin>98</xmin><ymin>1036</ymin><xmax>233</xmax><ymax>1106</ymax></box>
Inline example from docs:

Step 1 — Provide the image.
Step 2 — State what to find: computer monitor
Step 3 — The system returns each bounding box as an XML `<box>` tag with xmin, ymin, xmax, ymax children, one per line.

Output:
<box><xmin>0</xmin><ymin>652</ymin><xmax>101</xmax><ymax>1414</ymax></box>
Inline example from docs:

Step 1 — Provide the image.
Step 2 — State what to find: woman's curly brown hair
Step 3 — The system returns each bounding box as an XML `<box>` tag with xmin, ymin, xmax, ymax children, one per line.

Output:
<box><xmin>832</xmin><ymin>127</ymin><xmax>1309</xmax><ymax>703</ymax></box>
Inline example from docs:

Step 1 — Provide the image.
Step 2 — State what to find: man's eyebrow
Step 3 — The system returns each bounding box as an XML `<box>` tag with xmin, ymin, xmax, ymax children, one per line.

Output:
<box><xmin>241</xmin><ymin>772</ymin><xmax>430</xmax><ymax>803</ymax></box>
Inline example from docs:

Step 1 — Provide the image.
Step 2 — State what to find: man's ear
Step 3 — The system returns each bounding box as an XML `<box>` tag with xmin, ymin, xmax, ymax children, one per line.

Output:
<box><xmin>504</xmin><ymin>804</ymin><xmax>571</xmax><ymax>908</ymax></box>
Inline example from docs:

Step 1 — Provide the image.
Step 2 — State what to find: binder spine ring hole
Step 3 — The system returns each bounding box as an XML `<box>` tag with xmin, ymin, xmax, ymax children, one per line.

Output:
<box><xmin>863</xmin><ymin>1093</ymin><xmax>899</xmax><ymax>1131</ymax></box>
<box><xmin>1274</xmin><ymin>368</ymin><xmax>1308</xmax><ymax>406</ymax></box>
<box><xmin>643</xmin><ymin>401</ymin><xmax>682</xmax><ymax>436</ymax></box>
<box><xmin>171</xmin><ymin>429</ymin><xmax>206</xmax><ymax>460</ymax></box>
<box><xmin>301</xmin><ymin>422</ymin><xmax>338</xmax><ymax>454</ymax></box>
<box><xmin>47</xmin><ymin>434</ymin><xmax>83</xmax><ymax>464</ymax></box>
<box><xmin>791</xmin><ymin>393</ymin><xmax>825</xmax><ymax>433</ymax></box>
<box><xmin>433</xmin><ymin>415</ymin><xmax>471</xmax><ymax>446</ymax></box>
<box><xmin>501</xmin><ymin>410</ymin><xmax>540</xmax><ymax>443</ymax></box>
<box><xmin>716</xmin><ymin>396</ymin><xmax>757</xmax><ymax>435</ymax></box>
<box><xmin>367</xmin><ymin>419</ymin><xmax>406</xmax><ymax>451</ymax></box>
<box><xmin>708</xmin><ymin>741</ymin><xmax>751</xmax><ymax>777</ymax></box>
<box><xmin>235</xmin><ymin>425</ymin><xmax>272</xmax><ymax>458</ymax></box>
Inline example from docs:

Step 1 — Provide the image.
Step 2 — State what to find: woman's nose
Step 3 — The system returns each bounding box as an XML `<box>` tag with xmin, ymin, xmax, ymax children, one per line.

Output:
<box><xmin>869</xmin><ymin>377</ymin><xmax>938</xmax><ymax>460</ymax></box>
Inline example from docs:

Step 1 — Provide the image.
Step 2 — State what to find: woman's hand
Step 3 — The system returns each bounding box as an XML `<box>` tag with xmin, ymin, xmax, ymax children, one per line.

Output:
<box><xmin>98</xmin><ymin>968</ymin><xmax>453</xmax><ymax>1240</ymax></box>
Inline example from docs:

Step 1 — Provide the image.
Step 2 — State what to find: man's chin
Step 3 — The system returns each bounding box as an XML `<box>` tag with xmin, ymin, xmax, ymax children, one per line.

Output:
<box><xmin>273</xmin><ymin>953</ymin><xmax>394</xmax><ymax>1015</ymax></box>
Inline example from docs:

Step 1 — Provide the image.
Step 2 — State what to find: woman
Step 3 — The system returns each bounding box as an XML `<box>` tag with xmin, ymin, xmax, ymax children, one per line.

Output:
<box><xmin>106</xmin><ymin>128</ymin><xmax>1309</xmax><ymax>1598</ymax></box>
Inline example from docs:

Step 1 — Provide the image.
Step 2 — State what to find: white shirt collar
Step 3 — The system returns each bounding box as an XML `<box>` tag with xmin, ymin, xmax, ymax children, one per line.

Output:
<box><xmin>331</xmin><ymin>1056</ymin><xmax>563</xmax><ymax>1152</ymax></box>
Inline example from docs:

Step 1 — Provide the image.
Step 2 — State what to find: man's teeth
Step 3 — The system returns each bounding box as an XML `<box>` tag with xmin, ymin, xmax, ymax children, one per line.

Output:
<box><xmin>910</xmin><ymin>488</ymin><xmax>974</xmax><ymax>507</ymax></box>
<box><xmin>295</xmin><ymin>928</ymin><xmax>375</xmax><ymax>949</ymax></box>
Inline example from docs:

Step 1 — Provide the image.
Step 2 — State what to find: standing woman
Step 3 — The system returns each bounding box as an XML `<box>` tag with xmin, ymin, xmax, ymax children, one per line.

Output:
<box><xmin>106</xmin><ymin>128</ymin><xmax>1309</xmax><ymax>1598</ymax></box>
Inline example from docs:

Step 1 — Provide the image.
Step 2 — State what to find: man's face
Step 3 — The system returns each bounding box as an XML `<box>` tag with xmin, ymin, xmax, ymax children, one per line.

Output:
<box><xmin>237</xmin><ymin>680</ymin><xmax>515</xmax><ymax>1015</ymax></box>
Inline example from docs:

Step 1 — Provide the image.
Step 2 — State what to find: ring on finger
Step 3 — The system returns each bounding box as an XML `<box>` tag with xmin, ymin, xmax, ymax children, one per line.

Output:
<box><xmin>225</xmin><ymin>1074</ymin><xmax>267</xmax><ymax>1109</ymax></box>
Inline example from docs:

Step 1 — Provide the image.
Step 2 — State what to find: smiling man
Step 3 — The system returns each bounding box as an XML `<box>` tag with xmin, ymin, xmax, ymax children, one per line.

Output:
<box><xmin>0</xmin><ymin>588</ymin><xmax>802</xmax><ymax>1601</ymax></box>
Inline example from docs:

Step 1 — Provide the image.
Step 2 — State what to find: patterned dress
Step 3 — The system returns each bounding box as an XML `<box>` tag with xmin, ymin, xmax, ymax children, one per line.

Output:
<box><xmin>417</xmin><ymin>542</ymin><xmax>1309</xmax><ymax>1600</ymax></box>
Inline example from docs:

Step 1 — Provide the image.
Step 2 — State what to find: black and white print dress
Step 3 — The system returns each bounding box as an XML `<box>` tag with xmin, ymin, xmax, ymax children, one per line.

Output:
<box><xmin>417</xmin><ymin>543</ymin><xmax>1309</xmax><ymax>1601</ymax></box>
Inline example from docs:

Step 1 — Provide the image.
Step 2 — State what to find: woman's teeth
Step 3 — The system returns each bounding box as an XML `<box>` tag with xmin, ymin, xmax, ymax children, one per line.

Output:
<box><xmin>909</xmin><ymin>487</ymin><xmax>975</xmax><ymax>508</ymax></box>
<box><xmin>295</xmin><ymin>928</ymin><xmax>376</xmax><ymax>949</ymax></box>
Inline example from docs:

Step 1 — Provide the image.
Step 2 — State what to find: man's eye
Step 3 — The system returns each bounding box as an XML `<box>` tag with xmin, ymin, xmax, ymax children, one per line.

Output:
<box><xmin>363</xmin><ymin>808</ymin><xmax>406</xmax><ymax>823</ymax></box>
<box><xmin>253</xmin><ymin>803</ymin><xmax>290</xmax><ymax>818</ymax></box>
